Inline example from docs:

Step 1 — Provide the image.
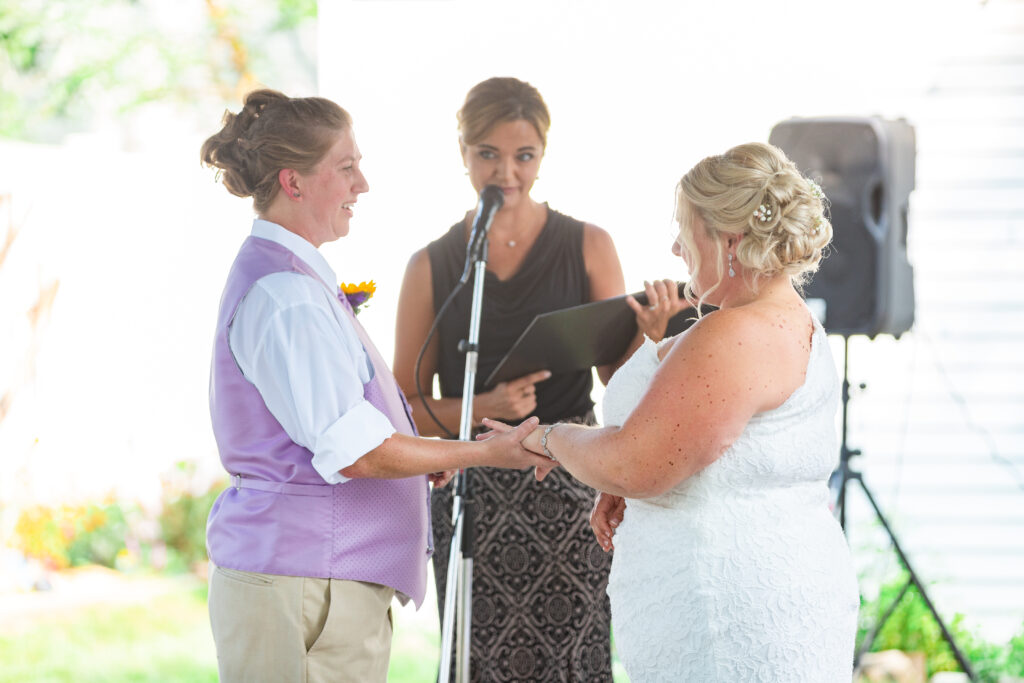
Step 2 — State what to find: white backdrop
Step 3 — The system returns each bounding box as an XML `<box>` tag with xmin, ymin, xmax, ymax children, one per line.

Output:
<box><xmin>318</xmin><ymin>0</ymin><xmax>962</xmax><ymax>365</ymax></box>
<box><xmin>0</xmin><ymin>0</ymin><xmax>974</xmax><ymax>525</ymax></box>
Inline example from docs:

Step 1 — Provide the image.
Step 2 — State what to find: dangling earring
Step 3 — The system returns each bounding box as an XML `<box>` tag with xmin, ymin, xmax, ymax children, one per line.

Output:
<box><xmin>728</xmin><ymin>253</ymin><xmax>736</xmax><ymax>278</ymax></box>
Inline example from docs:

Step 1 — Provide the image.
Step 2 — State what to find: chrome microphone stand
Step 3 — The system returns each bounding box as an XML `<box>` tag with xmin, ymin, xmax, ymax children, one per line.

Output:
<box><xmin>439</xmin><ymin>186</ymin><xmax>502</xmax><ymax>683</ymax></box>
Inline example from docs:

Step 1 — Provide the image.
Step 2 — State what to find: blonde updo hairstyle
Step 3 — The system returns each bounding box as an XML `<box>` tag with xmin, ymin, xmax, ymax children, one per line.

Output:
<box><xmin>200</xmin><ymin>89</ymin><xmax>352</xmax><ymax>214</ymax></box>
<box><xmin>676</xmin><ymin>142</ymin><xmax>832</xmax><ymax>309</ymax></box>
<box><xmin>457</xmin><ymin>77</ymin><xmax>551</xmax><ymax>151</ymax></box>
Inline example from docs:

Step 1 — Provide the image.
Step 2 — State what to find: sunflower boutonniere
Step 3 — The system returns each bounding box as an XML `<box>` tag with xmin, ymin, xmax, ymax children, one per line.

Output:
<box><xmin>340</xmin><ymin>280</ymin><xmax>376</xmax><ymax>315</ymax></box>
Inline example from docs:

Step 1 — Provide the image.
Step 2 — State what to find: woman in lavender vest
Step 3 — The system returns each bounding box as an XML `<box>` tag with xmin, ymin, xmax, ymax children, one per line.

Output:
<box><xmin>200</xmin><ymin>89</ymin><xmax>555</xmax><ymax>683</ymax></box>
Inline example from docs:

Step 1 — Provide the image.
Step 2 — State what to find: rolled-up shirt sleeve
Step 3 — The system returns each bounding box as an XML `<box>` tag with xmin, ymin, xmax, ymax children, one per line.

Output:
<box><xmin>313</xmin><ymin>401</ymin><xmax>394</xmax><ymax>482</ymax></box>
<box><xmin>229</xmin><ymin>271</ymin><xmax>395</xmax><ymax>484</ymax></box>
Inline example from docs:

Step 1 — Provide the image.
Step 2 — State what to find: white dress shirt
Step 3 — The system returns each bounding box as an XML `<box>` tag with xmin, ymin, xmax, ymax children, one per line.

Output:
<box><xmin>228</xmin><ymin>219</ymin><xmax>395</xmax><ymax>484</ymax></box>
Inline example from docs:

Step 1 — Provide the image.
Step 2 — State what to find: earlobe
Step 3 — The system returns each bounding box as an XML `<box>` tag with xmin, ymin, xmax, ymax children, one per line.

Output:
<box><xmin>278</xmin><ymin>168</ymin><xmax>301</xmax><ymax>199</ymax></box>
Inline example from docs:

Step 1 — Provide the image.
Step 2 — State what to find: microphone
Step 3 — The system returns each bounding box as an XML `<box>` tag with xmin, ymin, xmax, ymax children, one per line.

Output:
<box><xmin>466</xmin><ymin>185</ymin><xmax>505</xmax><ymax>262</ymax></box>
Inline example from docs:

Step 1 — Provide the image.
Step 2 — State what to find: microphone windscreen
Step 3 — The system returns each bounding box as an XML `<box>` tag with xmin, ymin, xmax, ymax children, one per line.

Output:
<box><xmin>480</xmin><ymin>184</ymin><xmax>504</xmax><ymax>210</ymax></box>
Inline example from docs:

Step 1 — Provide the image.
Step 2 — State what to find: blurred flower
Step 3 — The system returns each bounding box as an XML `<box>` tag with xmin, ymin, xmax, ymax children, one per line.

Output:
<box><xmin>340</xmin><ymin>280</ymin><xmax>376</xmax><ymax>314</ymax></box>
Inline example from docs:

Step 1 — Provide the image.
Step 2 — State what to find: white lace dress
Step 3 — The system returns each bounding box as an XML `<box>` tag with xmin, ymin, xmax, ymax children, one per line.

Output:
<box><xmin>602</xmin><ymin>320</ymin><xmax>859</xmax><ymax>682</ymax></box>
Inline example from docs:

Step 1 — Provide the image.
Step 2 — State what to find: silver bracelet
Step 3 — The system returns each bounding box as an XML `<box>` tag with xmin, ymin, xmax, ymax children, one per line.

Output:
<box><xmin>540</xmin><ymin>424</ymin><xmax>559</xmax><ymax>461</ymax></box>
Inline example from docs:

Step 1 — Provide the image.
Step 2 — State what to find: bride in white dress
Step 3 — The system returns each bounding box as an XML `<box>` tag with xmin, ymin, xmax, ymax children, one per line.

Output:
<box><xmin>485</xmin><ymin>142</ymin><xmax>859</xmax><ymax>682</ymax></box>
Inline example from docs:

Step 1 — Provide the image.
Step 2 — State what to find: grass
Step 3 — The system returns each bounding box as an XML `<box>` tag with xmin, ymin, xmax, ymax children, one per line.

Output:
<box><xmin>0</xmin><ymin>569</ymin><xmax>629</xmax><ymax>682</ymax></box>
<box><xmin>0</xmin><ymin>579</ymin><xmax>217</xmax><ymax>683</ymax></box>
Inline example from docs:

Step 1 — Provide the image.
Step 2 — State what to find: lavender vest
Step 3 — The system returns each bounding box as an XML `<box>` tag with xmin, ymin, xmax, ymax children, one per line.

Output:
<box><xmin>206</xmin><ymin>235</ymin><xmax>431</xmax><ymax>607</ymax></box>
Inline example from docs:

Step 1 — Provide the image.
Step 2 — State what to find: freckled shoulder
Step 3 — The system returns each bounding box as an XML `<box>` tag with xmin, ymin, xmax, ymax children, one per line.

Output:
<box><xmin>658</xmin><ymin>306</ymin><xmax>800</xmax><ymax>412</ymax></box>
<box><xmin>620</xmin><ymin>308</ymin><xmax>770</xmax><ymax>491</ymax></box>
<box><xmin>618</xmin><ymin>303</ymin><xmax>811</xmax><ymax>493</ymax></box>
<box><xmin>664</xmin><ymin>307</ymin><xmax>770</xmax><ymax>359</ymax></box>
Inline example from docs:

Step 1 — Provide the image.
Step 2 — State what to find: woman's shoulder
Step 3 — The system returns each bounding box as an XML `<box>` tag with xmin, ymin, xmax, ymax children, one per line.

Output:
<box><xmin>421</xmin><ymin>217</ymin><xmax>471</xmax><ymax>285</ymax></box>
<box><xmin>543</xmin><ymin>206</ymin><xmax>588</xmax><ymax>237</ymax></box>
<box><xmin>672</xmin><ymin>302</ymin><xmax>814</xmax><ymax>405</ymax></box>
<box><xmin>581</xmin><ymin>221</ymin><xmax>616</xmax><ymax>253</ymax></box>
<box><xmin>680</xmin><ymin>305</ymin><xmax>766</xmax><ymax>341</ymax></box>
<box><xmin>544</xmin><ymin>206</ymin><xmax>604</xmax><ymax>233</ymax></box>
<box><xmin>402</xmin><ymin>246</ymin><xmax>432</xmax><ymax>282</ymax></box>
<box><xmin>664</xmin><ymin>304</ymin><xmax>796</xmax><ymax>374</ymax></box>
<box><xmin>693</xmin><ymin>299</ymin><xmax>807</xmax><ymax>336</ymax></box>
<box><xmin>548</xmin><ymin>209</ymin><xmax>616</xmax><ymax>271</ymax></box>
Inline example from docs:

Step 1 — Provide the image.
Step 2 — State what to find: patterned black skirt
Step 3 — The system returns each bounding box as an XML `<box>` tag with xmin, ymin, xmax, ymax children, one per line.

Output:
<box><xmin>431</xmin><ymin>462</ymin><xmax>613</xmax><ymax>683</ymax></box>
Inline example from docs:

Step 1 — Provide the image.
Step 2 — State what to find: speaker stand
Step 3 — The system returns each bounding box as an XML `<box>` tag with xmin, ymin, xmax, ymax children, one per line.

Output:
<box><xmin>832</xmin><ymin>336</ymin><xmax>977</xmax><ymax>681</ymax></box>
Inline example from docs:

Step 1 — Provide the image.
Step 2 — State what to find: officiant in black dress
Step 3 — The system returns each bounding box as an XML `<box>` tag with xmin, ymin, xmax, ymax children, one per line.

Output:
<box><xmin>393</xmin><ymin>76</ymin><xmax>683</xmax><ymax>682</ymax></box>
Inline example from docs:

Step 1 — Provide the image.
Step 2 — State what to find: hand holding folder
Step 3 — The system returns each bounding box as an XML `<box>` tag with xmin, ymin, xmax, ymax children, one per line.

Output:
<box><xmin>484</xmin><ymin>285</ymin><xmax>713</xmax><ymax>388</ymax></box>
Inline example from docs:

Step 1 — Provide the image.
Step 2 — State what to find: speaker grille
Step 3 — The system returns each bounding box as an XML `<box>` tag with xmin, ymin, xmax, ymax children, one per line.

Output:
<box><xmin>769</xmin><ymin>117</ymin><xmax>916</xmax><ymax>338</ymax></box>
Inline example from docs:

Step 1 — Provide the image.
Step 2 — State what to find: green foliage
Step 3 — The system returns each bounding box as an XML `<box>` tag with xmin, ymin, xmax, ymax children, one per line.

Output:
<box><xmin>861</xmin><ymin>574</ymin><xmax>960</xmax><ymax>674</ymax></box>
<box><xmin>157</xmin><ymin>460</ymin><xmax>225</xmax><ymax>573</ymax></box>
<box><xmin>12</xmin><ymin>500</ymin><xmax>135</xmax><ymax>569</ymax></box>
<box><xmin>0</xmin><ymin>0</ymin><xmax>317</xmax><ymax>142</ymax></box>
<box><xmin>12</xmin><ymin>461</ymin><xmax>223</xmax><ymax>573</ymax></box>
<box><xmin>859</xmin><ymin>571</ymin><xmax>1023</xmax><ymax>682</ymax></box>
<box><xmin>274</xmin><ymin>0</ymin><xmax>317</xmax><ymax>29</ymax></box>
<box><xmin>1005</xmin><ymin>623</ymin><xmax>1024</xmax><ymax>676</ymax></box>
<box><xmin>65</xmin><ymin>502</ymin><xmax>133</xmax><ymax>568</ymax></box>
<box><xmin>12</xmin><ymin>504</ymin><xmax>71</xmax><ymax>569</ymax></box>
<box><xmin>950</xmin><ymin>617</ymin><xmax>1010</xmax><ymax>683</ymax></box>
<box><xmin>0</xmin><ymin>0</ymin><xmax>172</xmax><ymax>140</ymax></box>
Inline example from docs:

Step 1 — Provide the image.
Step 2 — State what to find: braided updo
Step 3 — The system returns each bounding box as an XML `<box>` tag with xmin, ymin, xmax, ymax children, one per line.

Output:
<box><xmin>675</xmin><ymin>142</ymin><xmax>832</xmax><ymax>305</ymax></box>
<box><xmin>200</xmin><ymin>89</ymin><xmax>352</xmax><ymax>214</ymax></box>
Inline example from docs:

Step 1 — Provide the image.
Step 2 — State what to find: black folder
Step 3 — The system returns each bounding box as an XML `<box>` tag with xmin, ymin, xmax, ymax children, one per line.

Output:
<box><xmin>483</xmin><ymin>286</ymin><xmax>711</xmax><ymax>388</ymax></box>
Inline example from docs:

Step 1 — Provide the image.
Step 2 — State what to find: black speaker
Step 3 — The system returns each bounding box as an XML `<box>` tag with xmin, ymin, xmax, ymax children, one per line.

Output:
<box><xmin>768</xmin><ymin>116</ymin><xmax>916</xmax><ymax>338</ymax></box>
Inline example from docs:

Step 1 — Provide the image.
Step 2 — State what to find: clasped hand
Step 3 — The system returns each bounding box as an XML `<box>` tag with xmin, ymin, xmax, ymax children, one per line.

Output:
<box><xmin>478</xmin><ymin>420</ymin><xmax>627</xmax><ymax>552</ymax></box>
<box><xmin>480</xmin><ymin>420</ymin><xmax>626</xmax><ymax>552</ymax></box>
<box><xmin>476</xmin><ymin>417</ymin><xmax>559</xmax><ymax>481</ymax></box>
<box><xmin>428</xmin><ymin>417</ymin><xmax>555</xmax><ymax>487</ymax></box>
<box><xmin>590</xmin><ymin>492</ymin><xmax>626</xmax><ymax>552</ymax></box>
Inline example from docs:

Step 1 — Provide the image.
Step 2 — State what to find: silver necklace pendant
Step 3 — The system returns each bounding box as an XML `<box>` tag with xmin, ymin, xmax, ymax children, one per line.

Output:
<box><xmin>507</xmin><ymin>240</ymin><xmax>517</xmax><ymax>248</ymax></box>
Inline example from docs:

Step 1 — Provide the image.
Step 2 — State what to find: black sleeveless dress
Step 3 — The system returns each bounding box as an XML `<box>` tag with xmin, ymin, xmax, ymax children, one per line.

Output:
<box><xmin>427</xmin><ymin>208</ymin><xmax>613</xmax><ymax>682</ymax></box>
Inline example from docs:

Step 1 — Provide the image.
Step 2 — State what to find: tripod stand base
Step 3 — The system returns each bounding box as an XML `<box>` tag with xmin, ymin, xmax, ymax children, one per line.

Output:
<box><xmin>840</xmin><ymin>470</ymin><xmax>977</xmax><ymax>682</ymax></box>
<box><xmin>833</xmin><ymin>334</ymin><xmax>976</xmax><ymax>681</ymax></box>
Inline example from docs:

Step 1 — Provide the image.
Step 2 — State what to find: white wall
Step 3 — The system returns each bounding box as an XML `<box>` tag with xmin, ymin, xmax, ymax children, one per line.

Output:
<box><xmin>0</xmin><ymin>134</ymin><xmax>252</xmax><ymax>510</ymax></box>
<box><xmin>318</xmin><ymin>0</ymin><xmax>964</xmax><ymax>365</ymax></box>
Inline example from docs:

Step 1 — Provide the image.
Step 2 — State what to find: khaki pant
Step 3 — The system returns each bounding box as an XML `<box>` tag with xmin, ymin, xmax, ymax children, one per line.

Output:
<box><xmin>208</xmin><ymin>565</ymin><xmax>394</xmax><ymax>682</ymax></box>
